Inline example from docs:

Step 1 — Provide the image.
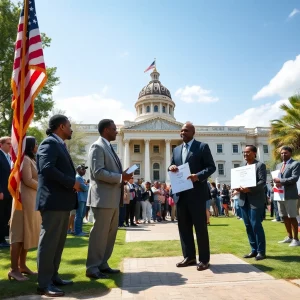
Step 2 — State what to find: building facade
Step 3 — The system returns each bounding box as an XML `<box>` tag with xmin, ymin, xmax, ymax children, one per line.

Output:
<box><xmin>80</xmin><ymin>68</ymin><xmax>272</xmax><ymax>184</ymax></box>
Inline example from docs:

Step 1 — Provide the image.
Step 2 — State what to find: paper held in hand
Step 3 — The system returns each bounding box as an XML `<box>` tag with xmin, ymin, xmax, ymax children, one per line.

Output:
<box><xmin>271</xmin><ymin>170</ymin><xmax>284</xmax><ymax>201</ymax></box>
<box><xmin>231</xmin><ymin>164</ymin><xmax>256</xmax><ymax>189</ymax></box>
<box><xmin>168</xmin><ymin>163</ymin><xmax>193</xmax><ymax>194</ymax></box>
<box><xmin>126</xmin><ymin>164</ymin><xmax>139</xmax><ymax>174</ymax></box>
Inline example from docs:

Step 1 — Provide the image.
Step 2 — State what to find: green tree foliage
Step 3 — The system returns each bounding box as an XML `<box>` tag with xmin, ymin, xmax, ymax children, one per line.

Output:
<box><xmin>26</xmin><ymin>126</ymin><xmax>45</xmax><ymax>145</ymax></box>
<box><xmin>0</xmin><ymin>0</ymin><xmax>59</xmax><ymax>136</ymax></box>
<box><xmin>270</xmin><ymin>95</ymin><xmax>300</xmax><ymax>161</ymax></box>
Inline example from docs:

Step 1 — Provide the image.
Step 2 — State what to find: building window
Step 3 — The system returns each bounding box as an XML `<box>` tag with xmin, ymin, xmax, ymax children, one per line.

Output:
<box><xmin>217</xmin><ymin>144</ymin><xmax>223</xmax><ymax>154</ymax></box>
<box><xmin>218</xmin><ymin>163</ymin><xmax>224</xmax><ymax>175</ymax></box>
<box><xmin>263</xmin><ymin>145</ymin><xmax>269</xmax><ymax>154</ymax></box>
<box><xmin>233</xmin><ymin>163</ymin><xmax>240</xmax><ymax>168</ymax></box>
<box><xmin>134</xmin><ymin>163</ymin><xmax>141</xmax><ymax>175</ymax></box>
<box><xmin>153</xmin><ymin>145</ymin><xmax>159</xmax><ymax>153</ymax></box>
<box><xmin>232</xmin><ymin>144</ymin><xmax>239</xmax><ymax>154</ymax></box>
<box><xmin>162</xmin><ymin>106</ymin><xmax>166</xmax><ymax>113</ymax></box>
<box><xmin>146</xmin><ymin>105</ymin><xmax>150</xmax><ymax>113</ymax></box>
<box><xmin>134</xmin><ymin>144</ymin><xmax>140</xmax><ymax>153</ymax></box>
<box><xmin>154</xmin><ymin>105</ymin><xmax>159</xmax><ymax>112</ymax></box>
<box><xmin>153</xmin><ymin>163</ymin><xmax>160</xmax><ymax>180</ymax></box>
<box><xmin>111</xmin><ymin>143</ymin><xmax>118</xmax><ymax>153</ymax></box>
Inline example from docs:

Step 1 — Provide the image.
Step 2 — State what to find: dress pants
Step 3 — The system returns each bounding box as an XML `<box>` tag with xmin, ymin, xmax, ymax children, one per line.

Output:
<box><xmin>37</xmin><ymin>210</ymin><xmax>69</xmax><ymax>288</ymax></box>
<box><xmin>126</xmin><ymin>199</ymin><xmax>136</xmax><ymax>224</ymax></box>
<box><xmin>177</xmin><ymin>194</ymin><xmax>210</xmax><ymax>263</ymax></box>
<box><xmin>86</xmin><ymin>207</ymin><xmax>118</xmax><ymax>274</ymax></box>
<box><xmin>134</xmin><ymin>201</ymin><xmax>141</xmax><ymax>222</ymax></box>
<box><xmin>241</xmin><ymin>201</ymin><xmax>266</xmax><ymax>255</ymax></box>
<box><xmin>0</xmin><ymin>197</ymin><xmax>12</xmax><ymax>242</ymax></box>
<box><xmin>118</xmin><ymin>205</ymin><xmax>126</xmax><ymax>226</ymax></box>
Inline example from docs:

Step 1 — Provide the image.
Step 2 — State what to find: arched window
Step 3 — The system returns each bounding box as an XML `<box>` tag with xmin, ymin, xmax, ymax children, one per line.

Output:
<box><xmin>146</xmin><ymin>105</ymin><xmax>150</xmax><ymax>113</ymax></box>
<box><xmin>153</xmin><ymin>163</ymin><xmax>160</xmax><ymax>180</ymax></box>
<box><xmin>154</xmin><ymin>105</ymin><xmax>158</xmax><ymax>112</ymax></box>
<box><xmin>162</xmin><ymin>106</ymin><xmax>166</xmax><ymax>113</ymax></box>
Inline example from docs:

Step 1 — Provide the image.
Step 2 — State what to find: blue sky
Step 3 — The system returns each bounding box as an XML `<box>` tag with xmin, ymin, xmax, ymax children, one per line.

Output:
<box><xmin>32</xmin><ymin>0</ymin><xmax>300</xmax><ymax>126</ymax></box>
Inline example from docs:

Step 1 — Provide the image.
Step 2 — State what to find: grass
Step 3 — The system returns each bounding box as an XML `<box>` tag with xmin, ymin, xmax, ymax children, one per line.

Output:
<box><xmin>0</xmin><ymin>214</ymin><xmax>299</xmax><ymax>298</ymax></box>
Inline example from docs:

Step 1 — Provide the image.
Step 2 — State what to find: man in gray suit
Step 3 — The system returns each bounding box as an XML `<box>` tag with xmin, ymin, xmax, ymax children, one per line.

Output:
<box><xmin>273</xmin><ymin>146</ymin><xmax>300</xmax><ymax>247</ymax></box>
<box><xmin>238</xmin><ymin>145</ymin><xmax>267</xmax><ymax>261</ymax></box>
<box><xmin>86</xmin><ymin>119</ymin><xmax>132</xmax><ymax>279</ymax></box>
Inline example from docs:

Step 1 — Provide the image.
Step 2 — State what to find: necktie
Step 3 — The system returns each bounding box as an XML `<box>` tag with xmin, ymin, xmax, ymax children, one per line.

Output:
<box><xmin>280</xmin><ymin>162</ymin><xmax>286</xmax><ymax>173</ymax></box>
<box><xmin>110</xmin><ymin>144</ymin><xmax>122</xmax><ymax>171</ymax></box>
<box><xmin>182</xmin><ymin>143</ymin><xmax>189</xmax><ymax>163</ymax></box>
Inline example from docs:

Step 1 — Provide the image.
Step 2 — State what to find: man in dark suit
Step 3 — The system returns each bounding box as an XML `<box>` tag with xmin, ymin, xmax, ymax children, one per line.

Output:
<box><xmin>36</xmin><ymin>115</ymin><xmax>81</xmax><ymax>297</ymax></box>
<box><xmin>0</xmin><ymin>136</ymin><xmax>12</xmax><ymax>248</ymax></box>
<box><xmin>238</xmin><ymin>145</ymin><xmax>267</xmax><ymax>261</ymax></box>
<box><xmin>169</xmin><ymin>122</ymin><xmax>216</xmax><ymax>271</ymax></box>
<box><xmin>273</xmin><ymin>146</ymin><xmax>300</xmax><ymax>247</ymax></box>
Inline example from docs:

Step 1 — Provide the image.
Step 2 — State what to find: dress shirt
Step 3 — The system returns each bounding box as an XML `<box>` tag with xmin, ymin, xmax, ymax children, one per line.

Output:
<box><xmin>102</xmin><ymin>137</ymin><xmax>122</xmax><ymax>183</ymax></box>
<box><xmin>182</xmin><ymin>138</ymin><xmax>194</xmax><ymax>163</ymax></box>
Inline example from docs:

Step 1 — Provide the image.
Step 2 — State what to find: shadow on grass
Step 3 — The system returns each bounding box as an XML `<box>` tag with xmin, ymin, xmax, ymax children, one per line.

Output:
<box><xmin>208</xmin><ymin>224</ymin><xmax>229</xmax><ymax>227</ymax></box>
<box><xmin>267</xmin><ymin>255</ymin><xmax>300</xmax><ymax>263</ymax></box>
<box><xmin>210</xmin><ymin>263</ymin><xmax>273</xmax><ymax>274</ymax></box>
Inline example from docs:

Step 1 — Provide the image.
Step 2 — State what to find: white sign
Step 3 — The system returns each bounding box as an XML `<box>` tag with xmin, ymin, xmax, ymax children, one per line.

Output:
<box><xmin>126</xmin><ymin>164</ymin><xmax>139</xmax><ymax>174</ymax></box>
<box><xmin>168</xmin><ymin>163</ymin><xmax>194</xmax><ymax>194</ymax></box>
<box><xmin>231</xmin><ymin>164</ymin><xmax>256</xmax><ymax>189</ymax></box>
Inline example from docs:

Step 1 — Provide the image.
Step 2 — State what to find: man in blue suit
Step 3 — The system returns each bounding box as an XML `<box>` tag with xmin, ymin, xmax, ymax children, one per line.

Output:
<box><xmin>169</xmin><ymin>122</ymin><xmax>216</xmax><ymax>271</ymax></box>
<box><xmin>36</xmin><ymin>115</ymin><xmax>81</xmax><ymax>297</ymax></box>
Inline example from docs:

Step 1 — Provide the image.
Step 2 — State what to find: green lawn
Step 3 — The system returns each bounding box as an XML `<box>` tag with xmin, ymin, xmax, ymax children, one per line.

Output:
<box><xmin>0</xmin><ymin>215</ymin><xmax>299</xmax><ymax>298</ymax></box>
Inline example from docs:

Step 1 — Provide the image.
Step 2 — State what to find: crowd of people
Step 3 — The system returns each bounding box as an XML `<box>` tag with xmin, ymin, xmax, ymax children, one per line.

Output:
<box><xmin>0</xmin><ymin>116</ymin><xmax>300</xmax><ymax>298</ymax></box>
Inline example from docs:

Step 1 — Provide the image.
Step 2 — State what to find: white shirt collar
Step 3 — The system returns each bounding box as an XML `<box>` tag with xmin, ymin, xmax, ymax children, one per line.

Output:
<box><xmin>52</xmin><ymin>133</ymin><xmax>65</xmax><ymax>144</ymax></box>
<box><xmin>101</xmin><ymin>137</ymin><xmax>111</xmax><ymax>147</ymax></box>
<box><xmin>184</xmin><ymin>138</ymin><xmax>194</xmax><ymax>148</ymax></box>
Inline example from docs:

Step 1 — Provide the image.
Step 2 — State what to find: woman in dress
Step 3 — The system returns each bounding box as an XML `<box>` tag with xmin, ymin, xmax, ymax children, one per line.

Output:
<box><xmin>8</xmin><ymin>136</ymin><xmax>41</xmax><ymax>281</ymax></box>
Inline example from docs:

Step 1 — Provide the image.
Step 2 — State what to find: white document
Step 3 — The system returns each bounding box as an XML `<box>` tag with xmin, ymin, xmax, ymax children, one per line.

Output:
<box><xmin>271</xmin><ymin>170</ymin><xmax>285</xmax><ymax>201</ymax></box>
<box><xmin>126</xmin><ymin>164</ymin><xmax>139</xmax><ymax>174</ymax></box>
<box><xmin>231</xmin><ymin>164</ymin><xmax>256</xmax><ymax>189</ymax></box>
<box><xmin>168</xmin><ymin>163</ymin><xmax>193</xmax><ymax>194</ymax></box>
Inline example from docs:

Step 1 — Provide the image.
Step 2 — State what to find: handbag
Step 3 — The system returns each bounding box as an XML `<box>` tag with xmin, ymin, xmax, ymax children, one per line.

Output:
<box><xmin>168</xmin><ymin>196</ymin><xmax>175</xmax><ymax>207</ymax></box>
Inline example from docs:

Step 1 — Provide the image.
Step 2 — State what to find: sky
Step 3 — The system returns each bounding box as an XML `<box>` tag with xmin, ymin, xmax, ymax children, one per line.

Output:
<box><xmin>30</xmin><ymin>0</ymin><xmax>300</xmax><ymax>127</ymax></box>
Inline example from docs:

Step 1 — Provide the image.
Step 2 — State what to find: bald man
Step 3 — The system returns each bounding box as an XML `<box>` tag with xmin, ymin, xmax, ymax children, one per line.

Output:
<box><xmin>169</xmin><ymin>122</ymin><xmax>216</xmax><ymax>271</ymax></box>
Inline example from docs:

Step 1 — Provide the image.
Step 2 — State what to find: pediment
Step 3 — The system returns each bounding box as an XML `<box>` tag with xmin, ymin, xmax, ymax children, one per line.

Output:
<box><xmin>124</xmin><ymin>117</ymin><xmax>183</xmax><ymax>131</ymax></box>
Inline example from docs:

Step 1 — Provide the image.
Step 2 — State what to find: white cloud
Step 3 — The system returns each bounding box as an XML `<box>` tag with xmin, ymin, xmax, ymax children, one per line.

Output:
<box><xmin>54</xmin><ymin>93</ymin><xmax>136</xmax><ymax>124</ymax></box>
<box><xmin>175</xmin><ymin>85</ymin><xmax>219</xmax><ymax>103</ymax></box>
<box><xmin>207</xmin><ymin>122</ymin><xmax>221</xmax><ymax>126</ymax></box>
<box><xmin>225</xmin><ymin>99</ymin><xmax>288</xmax><ymax>127</ymax></box>
<box><xmin>288</xmin><ymin>8</ymin><xmax>300</xmax><ymax>19</ymax></box>
<box><xmin>253</xmin><ymin>55</ymin><xmax>300</xmax><ymax>100</ymax></box>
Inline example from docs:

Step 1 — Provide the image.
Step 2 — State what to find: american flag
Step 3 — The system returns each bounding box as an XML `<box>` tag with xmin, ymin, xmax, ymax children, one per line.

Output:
<box><xmin>9</xmin><ymin>0</ymin><xmax>47</xmax><ymax>210</ymax></box>
<box><xmin>144</xmin><ymin>60</ymin><xmax>156</xmax><ymax>73</ymax></box>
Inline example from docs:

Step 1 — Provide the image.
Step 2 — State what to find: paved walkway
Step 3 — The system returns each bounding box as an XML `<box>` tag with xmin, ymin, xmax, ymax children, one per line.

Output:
<box><xmin>6</xmin><ymin>222</ymin><xmax>300</xmax><ymax>299</ymax></box>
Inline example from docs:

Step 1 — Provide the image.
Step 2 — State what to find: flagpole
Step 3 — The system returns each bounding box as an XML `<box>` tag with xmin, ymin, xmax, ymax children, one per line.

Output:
<box><xmin>15</xmin><ymin>0</ymin><xmax>29</xmax><ymax>205</ymax></box>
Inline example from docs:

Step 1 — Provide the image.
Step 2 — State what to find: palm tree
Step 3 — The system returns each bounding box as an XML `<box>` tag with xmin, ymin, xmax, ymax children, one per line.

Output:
<box><xmin>270</xmin><ymin>94</ymin><xmax>300</xmax><ymax>161</ymax></box>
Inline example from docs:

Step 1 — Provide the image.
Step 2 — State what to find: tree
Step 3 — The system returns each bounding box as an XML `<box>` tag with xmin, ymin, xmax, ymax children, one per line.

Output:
<box><xmin>0</xmin><ymin>0</ymin><xmax>59</xmax><ymax>136</ymax></box>
<box><xmin>27</xmin><ymin>126</ymin><xmax>45</xmax><ymax>145</ymax></box>
<box><xmin>270</xmin><ymin>94</ymin><xmax>300</xmax><ymax>161</ymax></box>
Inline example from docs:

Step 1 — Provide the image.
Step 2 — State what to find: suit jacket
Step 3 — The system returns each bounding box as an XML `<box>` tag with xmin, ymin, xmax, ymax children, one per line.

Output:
<box><xmin>87</xmin><ymin>137</ymin><xmax>123</xmax><ymax>209</ymax></box>
<box><xmin>36</xmin><ymin>134</ymin><xmax>77</xmax><ymax>211</ymax></box>
<box><xmin>276</xmin><ymin>159</ymin><xmax>300</xmax><ymax>200</ymax></box>
<box><xmin>0</xmin><ymin>150</ymin><xmax>12</xmax><ymax>199</ymax></box>
<box><xmin>238</xmin><ymin>160</ymin><xmax>267</xmax><ymax>209</ymax></box>
<box><xmin>170</xmin><ymin>140</ymin><xmax>216</xmax><ymax>202</ymax></box>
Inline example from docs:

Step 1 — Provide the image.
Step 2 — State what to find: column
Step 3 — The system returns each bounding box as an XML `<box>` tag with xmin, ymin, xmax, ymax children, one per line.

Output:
<box><xmin>165</xmin><ymin>139</ymin><xmax>171</xmax><ymax>183</ymax></box>
<box><xmin>257</xmin><ymin>143</ymin><xmax>264</xmax><ymax>162</ymax></box>
<box><xmin>151</xmin><ymin>103</ymin><xmax>154</xmax><ymax>113</ymax></box>
<box><xmin>160</xmin><ymin>102</ymin><xmax>163</xmax><ymax>113</ymax></box>
<box><xmin>144</xmin><ymin>139</ymin><xmax>151</xmax><ymax>181</ymax></box>
<box><xmin>123</xmin><ymin>139</ymin><xmax>130</xmax><ymax>169</ymax></box>
<box><xmin>167</xmin><ymin>104</ymin><xmax>170</xmax><ymax>115</ymax></box>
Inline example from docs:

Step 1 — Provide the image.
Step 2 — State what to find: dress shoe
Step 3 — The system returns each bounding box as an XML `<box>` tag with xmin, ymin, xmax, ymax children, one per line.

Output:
<box><xmin>0</xmin><ymin>241</ymin><xmax>10</xmax><ymax>248</ymax></box>
<box><xmin>37</xmin><ymin>284</ymin><xmax>65</xmax><ymax>297</ymax></box>
<box><xmin>197</xmin><ymin>262</ymin><xmax>210</xmax><ymax>271</ymax></box>
<box><xmin>8</xmin><ymin>271</ymin><xmax>29</xmax><ymax>281</ymax></box>
<box><xmin>52</xmin><ymin>277</ymin><xmax>73</xmax><ymax>286</ymax></box>
<box><xmin>176</xmin><ymin>257</ymin><xmax>197</xmax><ymax>267</ymax></box>
<box><xmin>100</xmin><ymin>267</ymin><xmax>120</xmax><ymax>274</ymax></box>
<box><xmin>131</xmin><ymin>223</ymin><xmax>138</xmax><ymax>227</ymax></box>
<box><xmin>86</xmin><ymin>271</ymin><xmax>109</xmax><ymax>279</ymax></box>
<box><xmin>255</xmin><ymin>253</ymin><xmax>266</xmax><ymax>261</ymax></box>
<box><xmin>243</xmin><ymin>252</ymin><xmax>257</xmax><ymax>258</ymax></box>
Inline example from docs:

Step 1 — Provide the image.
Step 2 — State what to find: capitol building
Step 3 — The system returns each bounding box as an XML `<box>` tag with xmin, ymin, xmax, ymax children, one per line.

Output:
<box><xmin>80</xmin><ymin>68</ymin><xmax>272</xmax><ymax>184</ymax></box>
